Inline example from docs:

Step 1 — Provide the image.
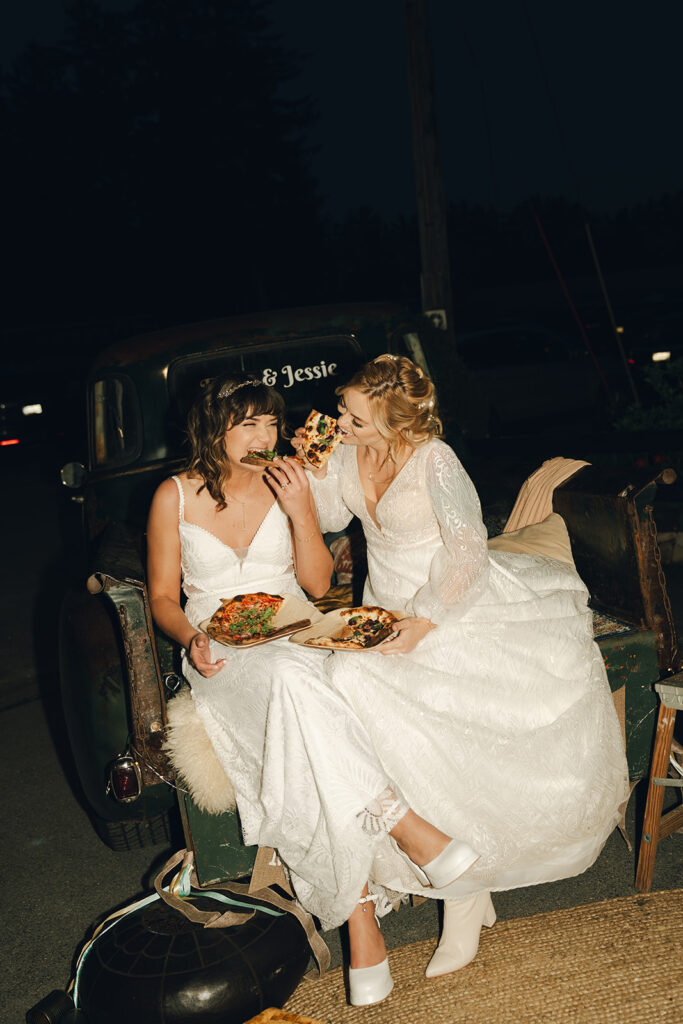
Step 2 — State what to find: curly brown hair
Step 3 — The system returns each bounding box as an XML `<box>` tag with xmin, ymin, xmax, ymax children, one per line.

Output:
<box><xmin>336</xmin><ymin>353</ymin><xmax>442</xmax><ymax>461</ymax></box>
<box><xmin>186</xmin><ymin>373</ymin><xmax>286</xmax><ymax>509</ymax></box>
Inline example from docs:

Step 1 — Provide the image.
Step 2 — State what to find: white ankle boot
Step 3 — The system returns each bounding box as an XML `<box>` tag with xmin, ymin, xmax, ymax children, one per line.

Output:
<box><xmin>425</xmin><ymin>891</ymin><xmax>496</xmax><ymax>978</ymax></box>
<box><xmin>421</xmin><ymin>838</ymin><xmax>480</xmax><ymax>888</ymax></box>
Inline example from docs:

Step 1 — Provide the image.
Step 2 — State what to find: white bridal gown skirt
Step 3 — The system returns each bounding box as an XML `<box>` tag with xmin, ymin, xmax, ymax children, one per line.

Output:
<box><xmin>187</xmin><ymin>637</ymin><xmax>409</xmax><ymax>930</ymax></box>
<box><xmin>323</xmin><ymin>548</ymin><xmax>629</xmax><ymax>903</ymax></box>
<box><xmin>186</xmin><ymin>558</ymin><xmax>627</xmax><ymax>929</ymax></box>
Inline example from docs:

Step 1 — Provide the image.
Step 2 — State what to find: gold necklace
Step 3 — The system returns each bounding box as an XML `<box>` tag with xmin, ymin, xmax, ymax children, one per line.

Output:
<box><xmin>224</xmin><ymin>474</ymin><xmax>255</xmax><ymax>530</ymax></box>
<box><xmin>366</xmin><ymin>451</ymin><xmax>394</xmax><ymax>482</ymax></box>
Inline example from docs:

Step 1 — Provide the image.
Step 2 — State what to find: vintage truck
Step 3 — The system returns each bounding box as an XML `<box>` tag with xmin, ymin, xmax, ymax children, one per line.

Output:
<box><xmin>58</xmin><ymin>302</ymin><xmax>681</xmax><ymax>889</ymax></box>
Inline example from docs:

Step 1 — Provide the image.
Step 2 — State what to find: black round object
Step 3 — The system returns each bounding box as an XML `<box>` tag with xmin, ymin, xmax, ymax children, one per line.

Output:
<box><xmin>25</xmin><ymin>989</ymin><xmax>77</xmax><ymax>1024</ymax></box>
<box><xmin>77</xmin><ymin>897</ymin><xmax>310</xmax><ymax>1024</ymax></box>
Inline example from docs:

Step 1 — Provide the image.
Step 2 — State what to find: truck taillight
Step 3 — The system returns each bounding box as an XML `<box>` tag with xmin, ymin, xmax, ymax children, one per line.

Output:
<box><xmin>107</xmin><ymin>754</ymin><xmax>142</xmax><ymax>803</ymax></box>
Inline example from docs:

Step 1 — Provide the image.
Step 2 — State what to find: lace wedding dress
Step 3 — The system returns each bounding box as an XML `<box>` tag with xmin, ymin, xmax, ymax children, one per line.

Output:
<box><xmin>175</xmin><ymin>434</ymin><xmax>628</xmax><ymax>930</ymax></box>
<box><xmin>309</xmin><ymin>441</ymin><xmax>630</xmax><ymax>902</ymax></box>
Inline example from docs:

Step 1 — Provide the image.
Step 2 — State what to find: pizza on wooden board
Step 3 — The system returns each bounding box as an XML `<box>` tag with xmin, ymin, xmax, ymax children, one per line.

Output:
<box><xmin>206</xmin><ymin>593</ymin><xmax>284</xmax><ymax>644</ymax></box>
<box><xmin>304</xmin><ymin>606</ymin><xmax>398</xmax><ymax>650</ymax></box>
<box><xmin>301</xmin><ymin>410</ymin><xmax>343</xmax><ymax>469</ymax></box>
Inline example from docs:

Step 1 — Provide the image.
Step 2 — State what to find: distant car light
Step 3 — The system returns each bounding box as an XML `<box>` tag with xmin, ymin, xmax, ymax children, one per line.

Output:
<box><xmin>22</xmin><ymin>403</ymin><xmax>43</xmax><ymax>416</ymax></box>
<box><xmin>0</xmin><ymin>438</ymin><xmax>20</xmax><ymax>447</ymax></box>
<box><xmin>651</xmin><ymin>351</ymin><xmax>671</xmax><ymax>362</ymax></box>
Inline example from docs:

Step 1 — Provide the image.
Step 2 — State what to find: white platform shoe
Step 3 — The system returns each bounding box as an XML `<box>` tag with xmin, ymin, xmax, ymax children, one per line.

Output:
<box><xmin>348</xmin><ymin>958</ymin><xmax>394</xmax><ymax>1006</ymax></box>
<box><xmin>425</xmin><ymin>891</ymin><xmax>496</xmax><ymax>977</ymax></box>
<box><xmin>348</xmin><ymin>893</ymin><xmax>394</xmax><ymax>1006</ymax></box>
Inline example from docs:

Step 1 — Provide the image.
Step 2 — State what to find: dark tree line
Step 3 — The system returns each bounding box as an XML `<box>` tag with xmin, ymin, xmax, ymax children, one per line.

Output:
<box><xmin>1</xmin><ymin>0</ymin><xmax>323</xmax><ymax>326</ymax></box>
<box><xmin>2</xmin><ymin>0</ymin><xmax>681</xmax><ymax>339</ymax></box>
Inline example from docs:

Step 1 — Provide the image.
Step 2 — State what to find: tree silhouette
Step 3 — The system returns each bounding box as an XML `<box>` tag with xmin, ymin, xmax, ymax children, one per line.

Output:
<box><xmin>1</xmin><ymin>0</ymin><xmax>322</xmax><ymax>326</ymax></box>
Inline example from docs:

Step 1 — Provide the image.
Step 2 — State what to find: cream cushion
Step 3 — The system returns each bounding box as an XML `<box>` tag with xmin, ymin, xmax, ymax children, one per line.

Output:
<box><xmin>487</xmin><ymin>512</ymin><xmax>575</xmax><ymax>568</ymax></box>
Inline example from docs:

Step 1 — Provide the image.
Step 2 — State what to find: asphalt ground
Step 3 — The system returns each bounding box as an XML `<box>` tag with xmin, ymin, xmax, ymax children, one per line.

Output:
<box><xmin>3</xmin><ymin>444</ymin><xmax>682</xmax><ymax>1022</ymax></box>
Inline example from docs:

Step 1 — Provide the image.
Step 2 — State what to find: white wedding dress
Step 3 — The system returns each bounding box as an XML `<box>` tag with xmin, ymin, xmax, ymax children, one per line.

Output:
<box><xmin>308</xmin><ymin>441</ymin><xmax>629</xmax><ymax>902</ymax></box>
<box><xmin>174</xmin><ymin>476</ymin><xmax>406</xmax><ymax>929</ymax></box>
<box><xmin>174</xmin><ymin>436</ymin><xmax>629</xmax><ymax>930</ymax></box>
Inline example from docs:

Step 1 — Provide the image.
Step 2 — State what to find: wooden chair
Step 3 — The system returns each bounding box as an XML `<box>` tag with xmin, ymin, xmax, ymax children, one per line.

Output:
<box><xmin>634</xmin><ymin>678</ymin><xmax>683</xmax><ymax>891</ymax></box>
<box><xmin>552</xmin><ymin>464</ymin><xmax>683</xmax><ymax>879</ymax></box>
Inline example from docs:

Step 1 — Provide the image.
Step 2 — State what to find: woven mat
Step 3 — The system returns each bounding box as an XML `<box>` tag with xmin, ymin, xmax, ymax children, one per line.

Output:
<box><xmin>284</xmin><ymin>889</ymin><xmax>683</xmax><ymax>1024</ymax></box>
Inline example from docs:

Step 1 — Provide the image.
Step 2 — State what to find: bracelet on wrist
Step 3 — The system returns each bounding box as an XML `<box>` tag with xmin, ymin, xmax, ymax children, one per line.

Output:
<box><xmin>294</xmin><ymin>526</ymin><xmax>318</xmax><ymax>544</ymax></box>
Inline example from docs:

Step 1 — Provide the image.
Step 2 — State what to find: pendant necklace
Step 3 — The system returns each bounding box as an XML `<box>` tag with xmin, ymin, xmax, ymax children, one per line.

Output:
<box><xmin>224</xmin><ymin>474</ymin><xmax>254</xmax><ymax>530</ymax></box>
<box><xmin>367</xmin><ymin>451</ymin><xmax>393</xmax><ymax>482</ymax></box>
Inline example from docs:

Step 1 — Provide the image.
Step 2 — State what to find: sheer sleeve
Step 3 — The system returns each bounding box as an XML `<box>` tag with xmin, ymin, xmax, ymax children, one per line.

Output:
<box><xmin>406</xmin><ymin>444</ymin><xmax>490</xmax><ymax>624</ymax></box>
<box><xmin>308</xmin><ymin>446</ymin><xmax>354</xmax><ymax>533</ymax></box>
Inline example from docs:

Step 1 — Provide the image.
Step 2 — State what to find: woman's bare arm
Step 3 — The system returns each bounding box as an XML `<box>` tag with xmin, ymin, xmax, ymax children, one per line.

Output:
<box><xmin>265</xmin><ymin>457</ymin><xmax>333</xmax><ymax>599</ymax></box>
<box><xmin>146</xmin><ymin>478</ymin><xmax>226</xmax><ymax>676</ymax></box>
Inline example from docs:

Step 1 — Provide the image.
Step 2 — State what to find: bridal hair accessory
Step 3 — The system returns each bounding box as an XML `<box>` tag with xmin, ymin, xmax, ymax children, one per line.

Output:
<box><xmin>217</xmin><ymin>378</ymin><xmax>261</xmax><ymax>399</ymax></box>
<box><xmin>417</xmin><ymin>398</ymin><xmax>435</xmax><ymax>410</ymax></box>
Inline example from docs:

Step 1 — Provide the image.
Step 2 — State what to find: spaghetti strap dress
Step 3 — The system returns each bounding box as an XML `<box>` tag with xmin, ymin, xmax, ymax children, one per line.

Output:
<box><xmin>173</xmin><ymin>476</ymin><xmax>412</xmax><ymax>929</ymax></box>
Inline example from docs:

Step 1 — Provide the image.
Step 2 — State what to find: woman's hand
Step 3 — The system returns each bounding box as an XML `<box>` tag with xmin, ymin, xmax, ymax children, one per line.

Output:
<box><xmin>290</xmin><ymin>428</ymin><xmax>327</xmax><ymax>478</ymax></box>
<box><xmin>188</xmin><ymin>632</ymin><xmax>226</xmax><ymax>678</ymax></box>
<box><xmin>378</xmin><ymin>617</ymin><xmax>434</xmax><ymax>655</ymax></box>
<box><xmin>265</xmin><ymin>455</ymin><xmax>313</xmax><ymax>520</ymax></box>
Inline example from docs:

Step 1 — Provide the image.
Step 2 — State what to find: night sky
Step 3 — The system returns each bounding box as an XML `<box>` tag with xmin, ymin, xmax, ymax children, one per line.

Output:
<box><xmin>2</xmin><ymin>0</ymin><xmax>681</xmax><ymax>218</ymax></box>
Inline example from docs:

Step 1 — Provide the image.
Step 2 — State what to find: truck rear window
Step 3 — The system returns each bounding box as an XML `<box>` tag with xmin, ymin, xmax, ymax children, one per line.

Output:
<box><xmin>168</xmin><ymin>335</ymin><xmax>366</xmax><ymax>425</ymax></box>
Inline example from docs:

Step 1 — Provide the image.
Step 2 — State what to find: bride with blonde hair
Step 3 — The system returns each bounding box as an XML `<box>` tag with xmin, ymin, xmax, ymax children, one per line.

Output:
<box><xmin>292</xmin><ymin>353</ymin><xmax>628</xmax><ymax>995</ymax></box>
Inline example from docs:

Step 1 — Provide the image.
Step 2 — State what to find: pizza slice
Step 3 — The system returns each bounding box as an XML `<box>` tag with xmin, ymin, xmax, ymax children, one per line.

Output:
<box><xmin>303</xmin><ymin>606</ymin><xmax>397</xmax><ymax>650</ymax></box>
<box><xmin>340</xmin><ymin>606</ymin><xmax>398</xmax><ymax>647</ymax></box>
<box><xmin>206</xmin><ymin>592</ymin><xmax>284</xmax><ymax>644</ymax></box>
<box><xmin>302</xmin><ymin>410</ymin><xmax>343</xmax><ymax>469</ymax></box>
<box><xmin>241</xmin><ymin>449</ymin><xmax>303</xmax><ymax>467</ymax></box>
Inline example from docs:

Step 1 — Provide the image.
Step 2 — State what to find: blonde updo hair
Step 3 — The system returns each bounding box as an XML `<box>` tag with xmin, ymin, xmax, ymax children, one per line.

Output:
<box><xmin>337</xmin><ymin>354</ymin><xmax>442</xmax><ymax>460</ymax></box>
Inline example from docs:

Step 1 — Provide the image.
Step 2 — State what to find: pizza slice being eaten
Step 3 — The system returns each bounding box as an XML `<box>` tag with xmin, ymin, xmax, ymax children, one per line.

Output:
<box><xmin>206</xmin><ymin>592</ymin><xmax>284</xmax><ymax>644</ymax></box>
<box><xmin>241</xmin><ymin>449</ymin><xmax>303</xmax><ymax>467</ymax></box>
<box><xmin>302</xmin><ymin>410</ymin><xmax>343</xmax><ymax>469</ymax></box>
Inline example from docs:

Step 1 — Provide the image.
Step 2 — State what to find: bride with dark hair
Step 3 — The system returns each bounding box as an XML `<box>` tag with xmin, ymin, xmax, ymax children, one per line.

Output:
<box><xmin>147</xmin><ymin>370</ymin><xmax>490</xmax><ymax>1008</ymax></box>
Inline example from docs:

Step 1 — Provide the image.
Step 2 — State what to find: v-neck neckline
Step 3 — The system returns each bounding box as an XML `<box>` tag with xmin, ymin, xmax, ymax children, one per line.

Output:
<box><xmin>355</xmin><ymin>446</ymin><xmax>416</xmax><ymax>532</ymax></box>
<box><xmin>182</xmin><ymin>500</ymin><xmax>279</xmax><ymax>557</ymax></box>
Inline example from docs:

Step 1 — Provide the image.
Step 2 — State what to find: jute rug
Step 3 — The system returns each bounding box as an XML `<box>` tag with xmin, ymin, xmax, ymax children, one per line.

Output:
<box><xmin>283</xmin><ymin>889</ymin><xmax>682</xmax><ymax>1024</ymax></box>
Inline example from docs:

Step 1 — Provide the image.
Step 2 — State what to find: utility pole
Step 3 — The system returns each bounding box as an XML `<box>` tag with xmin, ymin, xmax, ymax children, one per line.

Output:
<box><xmin>404</xmin><ymin>0</ymin><xmax>455</xmax><ymax>350</ymax></box>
